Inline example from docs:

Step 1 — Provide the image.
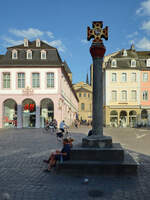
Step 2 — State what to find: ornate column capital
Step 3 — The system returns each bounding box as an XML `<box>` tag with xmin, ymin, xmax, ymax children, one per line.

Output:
<box><xmin>90</xmin><ymin>42</ymin><xmax>106</xmax><ymax>58</ymax></box>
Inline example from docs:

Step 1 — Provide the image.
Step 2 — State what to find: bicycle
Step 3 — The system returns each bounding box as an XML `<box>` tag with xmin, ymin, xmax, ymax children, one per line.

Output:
<box><xmin>56</xmin><ymin>126</ymin><xmax>71</xmax><ymax>141</ymax></box>
<box><xmin>44</xmin><ymin>123</ymin><xmax>57</xmax><ymax>134</ymax></box>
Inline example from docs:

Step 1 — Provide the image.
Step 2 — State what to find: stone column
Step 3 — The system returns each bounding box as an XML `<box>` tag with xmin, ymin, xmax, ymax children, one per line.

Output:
<box><xmin>90</xmin><ymin>43</ymin><xmax>105</xmax><ymax>136</ymax></box>
<box><xmin>17</xmin><ymin>104</ymin><xmax>22</xmax><ymax>128</ymax></box>
<box><xmin>36</xmin><ymin>105</ymin><xmax>40</xmax><ymax>128</ymax></box>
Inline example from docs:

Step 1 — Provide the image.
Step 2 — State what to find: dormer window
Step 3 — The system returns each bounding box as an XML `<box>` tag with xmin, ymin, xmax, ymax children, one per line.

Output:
<box><xmin>41</xmin><ymin>50</ymin><xmax>46</xmax><ymax>59</ymax></box>
<box><xmin>147</xmin><ymin>59</ymin><xmax>150</xmax><ymax>67</ymax></box>
<box><xmin>123</xmin><ymin>49</ymin><xmax>127</xmax><ymax>56</ymax></box>
<box><xmin>131</xmin><ymin>59</ymin><xmax>136</xmax><ymax>67</ymax></box>
<box><xmin>111</xmin><ymin>59</ymin><xmax>116</xmax><ymax>67</ymax></box>
<box><xmin>27</xmin><ymin>50</ymin><xmax>32</xmax><ymax>59</ymax></box>
<box><xmin>36</xmin><ymin>39</ymin><xmax>40</xmax><ymax>47</ymax></box>
<box><xmin>24</xmin><ymin>38</ymin><xmax>28</xmax><ymax>47</ymax></box>
<box><xmin>12</xmin><ymin>49</ymin><xmax>18</xmax><ymax>59</ymax></box>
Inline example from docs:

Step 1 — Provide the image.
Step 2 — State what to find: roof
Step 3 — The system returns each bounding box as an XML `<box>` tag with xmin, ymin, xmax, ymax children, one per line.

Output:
<box><xmin>7</xmin><ymin>40</ymin><xmax>56</xmax><ymax>50</ymax></box>
<box><xmin>0</xmin><ymin>40</ymin><xmax>62</xmax><ymax>66</ymax></box>
<box><xmin>63</xmin><ymin>61</ymin><xmax>72</xmax><ymax>73</ymax></box>
<box><xmin>76</xmin><ymin>87</ymin><xmax>92</xmax><ymax>93</ymax></box>
<box><xmin>105</xmin><ymin>46</ymin><xmax>150</xmax><ymax>69</ymax></box>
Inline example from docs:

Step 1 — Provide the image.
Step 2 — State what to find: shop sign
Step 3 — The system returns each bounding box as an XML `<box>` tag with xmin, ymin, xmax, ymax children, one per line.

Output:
<box><xmin>24</xmin><ymin>104</ymin><xmax>35</xmax><ymax>111</ymax></box>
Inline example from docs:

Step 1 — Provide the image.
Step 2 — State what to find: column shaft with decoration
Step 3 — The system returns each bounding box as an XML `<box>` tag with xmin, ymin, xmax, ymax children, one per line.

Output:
<box><xmin>82</xmin><ymin>21</ymin><xmax>112</xmax><ymax>148</ymax></box>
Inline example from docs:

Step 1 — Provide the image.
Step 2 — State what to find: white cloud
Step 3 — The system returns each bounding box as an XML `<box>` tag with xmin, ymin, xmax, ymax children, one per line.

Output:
<box><xmin>9</xmin><ymin>28</ymin><xmax>44</xmax><ymax>39</ymax></box>
<box><xmin>141</xmin><ymin>20</ymin><xmax>150</xmax><ymax>32</ymax></box>
<box><xmin>46</xmin><ymin>31</ymin><xmax>54</xmax><ymax>39</ymax></box>
<box><xmin>81</xmin><ymin>39</ymin><xmax>88</xmax><ymax>44</ymax></box>
<box><xmin>44</xmin><ymin>40</ymin><xmax>66</xmax><ymax>52</ymax></box>
<box><xmin>136</xmin><ymin>37</ymin><xmax>150</xmax><ymax>50</ymax></box>
<box><xmin>136</xmin><ymin>0</ymin><xmax>150</xmax><ymax>16</ymax></box>
<box><xmin>127</xmin><ymin>32</ymin><xmax>138</xmax><ymax>38</ymax></box>
<box><xmin>2</xmin><ymin>37</ymin><xmax>23</xmax><ymax>46</ymax></box>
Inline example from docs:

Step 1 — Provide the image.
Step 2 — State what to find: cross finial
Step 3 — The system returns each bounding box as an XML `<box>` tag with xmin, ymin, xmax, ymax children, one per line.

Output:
<box><xmin>87</xmin><ymin>21</ymin><xmax>108</xmax><ymax>43</ymax></box>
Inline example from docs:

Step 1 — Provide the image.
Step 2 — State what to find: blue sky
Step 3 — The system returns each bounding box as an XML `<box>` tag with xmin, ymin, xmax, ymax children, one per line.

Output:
<box><xmin>0</xmin><ymin>0</ymin><xmax>150</xmax><ymax>83</ymax></box>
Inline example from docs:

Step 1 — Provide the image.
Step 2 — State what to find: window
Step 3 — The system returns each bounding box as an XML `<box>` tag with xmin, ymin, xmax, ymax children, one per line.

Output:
<box><xmin>81</xmin><ymin>103</ymin><xmax>85</xmax><ymax>111</ymax></box>
<box><xmin>111</xmin><ymin>59</ymin><xmax>116</xmax><ymax>67</ymax></box>
<box><xmin>12</xmin><ymin>49</ymin><xmax>18</xmax><ymax>59</ymax></box>
<box><xmin>147</xmin><ymin>59</ymin><xmax>150</xmax><ymax>67</ymax></box>
<box><xmin>24</xmin><ymin>38</ymin><xmax>28</xmax><ymax>47</ymax></box>
<box><xmin>84</xmin><ymin>93</ymin><xmax>86</xmax><ymax>97</ymax></box>
<box><xmin>47</xmin><ymin>72</ymin><xmax>54</xmax><ymax>88</ymax></box>
<box><xmin>121</xmin><ymin>90</ymin><xmax>127</xmax><ymax>101</ymax></box>
<box><xmin>36</xmin><ymin>39</ymin><xmax>40</xmax><ymax>47</ymax></box>
<box><xmin>41</xmin><ymin>50</ymin><xmax>46</xmax><ymax>59</ymax></box>
<box><xmin>122</xmin><ymin>49</ymin><xmax>127</xmax><ymax>56</ymax></box>
<box><xmin>143</xmin><ymin>72</ymin><xmax>148</xmax><ymax>82</ymax></box>
<box><xmin>32</xmin><ymin>73</ymin><xmax>40</xmax><ymax>88</ymax></box>
<box><xmin>121</xmin><ymin>73</ymin><xmax>127</xmax><ymax>82</ymax></box>
<box><xmin>111</xmin><ymin>90</ymin><xmax>117</xmax><ymax>102</ymax></box>
<box><xmin>3</xmin><ymin>72</ymin><xmax>10</xmax><ymax>88</ymax></box>
<box><xmin>131</xmin><ymin>72</ymin><xmax>136</xmax><ymax>82</ymax></box>
<box><xmin>79</xmin><ymin>93</ymin><xmax>81</xmax><ymax>97</ymax></box>
<box><xmin>88</xmin><ymin>93</ymin><xmax>90</xmax><ymax>98</ymax></box>
<box><xmin>131</xmin><ymin>90</ymin><xmax>137</xmax><ymax>101</ymax></box>
<box><xmin>27</xmin><ymin>50</ymin><xmax>32</xmax><ymax>59</ymax></box>
<box><xmin>18</xmin><ymin>73</ymin><xmax>25</xmax><ymax>88</ymax></box>
<box><xmin>131</xmin><ymin>59</ymin><xmax>136</xmax><ymax>67</ymax></box>
<box><xmin>143</xmin><ymin>91</ymin><xmax>148</xmax><ymax>101</ymax></box>
<box><xmin>112</xmin><ymin>73</ymin><xmax>117</xmax><ymax>82</ymax></box>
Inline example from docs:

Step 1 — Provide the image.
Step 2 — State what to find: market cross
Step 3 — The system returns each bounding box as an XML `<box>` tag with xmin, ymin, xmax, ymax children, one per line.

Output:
<box><xmin>87</xmin><ymin>21</ymin><xmax>108</xmax><ymax>43</ymax></box>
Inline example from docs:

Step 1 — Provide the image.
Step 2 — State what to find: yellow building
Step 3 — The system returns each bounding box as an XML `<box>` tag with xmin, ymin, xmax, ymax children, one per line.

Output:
<box><xmin>104</xmin><ymin>46</ymin><xmax>141</xmax><ymax>127</ymax></box>
<box><xmin>73</xmin><ymin>82</ymin><xmax>92</xmax><ymax>123</ymax></box>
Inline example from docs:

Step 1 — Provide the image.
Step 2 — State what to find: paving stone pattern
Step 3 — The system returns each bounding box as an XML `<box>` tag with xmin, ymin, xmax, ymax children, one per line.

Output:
<box><xmin>0</xmin><ymin>127</ymin><xmax>150</xmax><ymax>200</ymax></box>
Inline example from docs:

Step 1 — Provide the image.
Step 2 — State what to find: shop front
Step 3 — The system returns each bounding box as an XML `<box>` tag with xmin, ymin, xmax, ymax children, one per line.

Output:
<box><xmin>3</xmin><ymin>97</ymin><xmax>54</xmax><ymax>128</ymax></box>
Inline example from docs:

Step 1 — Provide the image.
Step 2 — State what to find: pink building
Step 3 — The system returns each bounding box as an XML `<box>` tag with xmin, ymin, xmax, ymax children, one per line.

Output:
<box><xmin>140</xmin><ymin>68</ymin><xmax>150</xmax><ymax>125</ymax></box>
<box><xmin>0</xmin><ymin>39</ymin><xmax>78</xmax><ymax>128</ymax></box>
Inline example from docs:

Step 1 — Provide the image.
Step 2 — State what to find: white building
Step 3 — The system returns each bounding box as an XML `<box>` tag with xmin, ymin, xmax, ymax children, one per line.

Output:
<box><xmin>0</xmin><ymin>39</ymin><xmax>78</xmax><ymax>128</ymax></box>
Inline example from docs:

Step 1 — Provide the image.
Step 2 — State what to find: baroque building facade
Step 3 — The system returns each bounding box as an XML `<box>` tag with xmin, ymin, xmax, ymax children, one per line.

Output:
<box><xmin>73</xmin><ymin>81</ymin><xmax>92</xmax><ymax>124</ymax></box>
<box><xmin>0</xmin><ymin>39</ymin><xmax>78</xmax><ymax>128</ymax></box>
<box><xmin>104</xmin><ymin>45</ymin><xmax>150</xmax><ymax>127</ymax></box>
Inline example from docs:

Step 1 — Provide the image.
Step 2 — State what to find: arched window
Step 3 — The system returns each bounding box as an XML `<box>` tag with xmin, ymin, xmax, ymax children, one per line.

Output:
<box><xmin>41</xmin><ymin>50</ymin><xmax>46</xmax><ymax>59</ymax></box>
<box><xmin>12</xmin><ymin>49</ymin><xmax>18</xmax><ymax>59</ymax></box>
<box><xmin>111</xmin><ymin>59</ymin><xmax>116</xmax><ymax>67</ymax></box>
<box><xmin>122</xmin><ymin>49</ymin><xmax>127</xmax><ymax>56</ymax></box>
<box><xmin>26</xmin><ymin>50</ymin><xmax>32</xmax><ymax>59</ymax></box>
<box><xmin>131</xmin><ymin>59</ymin><xmax>136</xmax><ymax>67</ymax></box>
<box><xmin>36</xmin><ymin>39</ymin><xmax>41</xmax><ymax>47</ymax></box>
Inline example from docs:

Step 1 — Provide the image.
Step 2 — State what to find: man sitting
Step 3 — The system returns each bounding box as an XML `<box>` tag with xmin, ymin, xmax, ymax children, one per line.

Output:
<box><xmin>43</xmin><ymin>138</ymin><xmax>71</xmax><ymax>172</ymax></box>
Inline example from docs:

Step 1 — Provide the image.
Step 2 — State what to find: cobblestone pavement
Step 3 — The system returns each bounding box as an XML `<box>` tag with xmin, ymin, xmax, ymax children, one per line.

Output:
<box><xmin>0</xmin><ymin>126</ymin><xmax>150</xmax><ymax>200</ymax></box>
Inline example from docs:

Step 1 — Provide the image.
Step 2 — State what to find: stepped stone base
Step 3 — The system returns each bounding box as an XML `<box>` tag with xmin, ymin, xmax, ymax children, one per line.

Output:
<box><xmin>56</xmin><ymin>143</ymin><xmax>138</xmax><ymax>175</ymax></box>
<box><xmin>82</xmin><ymin>135</ymin><xmax>112</xmax><ymax>148</ymax></box>
<box><xmin>71</xmin><ymin>143</ymin><xmax>124</xmax><ymax>161</ymax></box>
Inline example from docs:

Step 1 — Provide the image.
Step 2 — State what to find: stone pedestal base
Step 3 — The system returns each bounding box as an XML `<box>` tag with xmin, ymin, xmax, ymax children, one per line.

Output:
<box><xmin>56</xmin><ymin>143</ymin><xmax>138</xmax><ymax>175</ymax></box>
<box><xmin>82</xmin><ymin>135</ymin><xmax>112</xmax><ymax>148</ymax></box>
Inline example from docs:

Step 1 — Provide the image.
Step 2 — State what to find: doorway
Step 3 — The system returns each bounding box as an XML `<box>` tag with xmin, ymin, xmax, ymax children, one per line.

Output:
<box><xmin>22</xmin><ymin>99</ymin><xmax>36</xmax><ymax>128</ymax></box>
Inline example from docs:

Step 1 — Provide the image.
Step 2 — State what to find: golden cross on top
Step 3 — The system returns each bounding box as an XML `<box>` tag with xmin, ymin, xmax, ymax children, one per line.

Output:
<box><xmin>87</xmin><ymin>21</ymin><xmax>108</xmax><ymax>43</ymax></box>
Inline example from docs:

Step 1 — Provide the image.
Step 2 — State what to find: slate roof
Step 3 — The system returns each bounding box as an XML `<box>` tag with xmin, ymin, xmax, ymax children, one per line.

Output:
<box><xmin>63</xmin><ymin>61</ymin><xmax>72</xmax><ymax>73</ymax></box>
<box><xmin>106</xmin><ymin>46</ymin><xmax>150</xmax><ymax>70</ymax></box>
<box><xmin>0</xmin><ymin>40</ymin><xmax>62</xmax><ymax>66</ymax></box>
